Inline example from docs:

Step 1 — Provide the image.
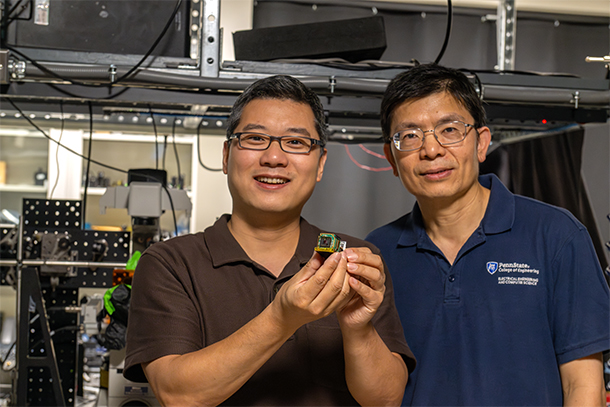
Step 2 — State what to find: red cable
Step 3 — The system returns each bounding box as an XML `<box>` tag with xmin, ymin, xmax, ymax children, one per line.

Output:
<box><xmin>344</xmin><ymin>144</ymin><xmax>392</xmax><ymax>172</ymax></box>
<box><xmin>358</xmin><ymin>144</ymin><xmax>386</xmax><ymax>159</ymax></box>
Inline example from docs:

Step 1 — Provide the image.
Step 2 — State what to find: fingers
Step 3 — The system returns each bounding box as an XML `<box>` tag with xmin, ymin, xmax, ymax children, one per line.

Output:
<box><xmin>312</xmin><ymin>252</ymin><xmax>353</xmax><ymax>311</ymax></box>
<box><xmin>297</xmin><ymin>251</ymin><xmax>342</xmax><ymax>296</ymax></box>
<box><xmin>292</xmin><ymin>251</ymin><xmax>325</xmax><ymax>284</ymax></box>
<box><xmin>286</xmin><ymin>251</ymin><xmax>351</xmax><ymax>313</ymax></box>
<box><xmin>344</xmin><ymin>248</ymin><xmax>385</xmax><ymax>292</ymax></box>
<box><xmin>335</xmin><ymin>248</ymin><xmax>387</xmax><ymax>331</ymax></box>
<box><xmin>347</xmin><ymin>274</ymin><xmax>381</xmax><ymax>302</ymax></box>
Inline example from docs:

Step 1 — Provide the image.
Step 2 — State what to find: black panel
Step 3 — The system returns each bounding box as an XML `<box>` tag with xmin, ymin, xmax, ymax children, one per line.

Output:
<box><xmin>234</xmin><ymin>16</ymin><xmax>387</xmax><ymax>63</ymax></box>
<box><xmin>8</xmin><ymin>0</ymin><xmax>190</xmax><ymax>57</ymax></box>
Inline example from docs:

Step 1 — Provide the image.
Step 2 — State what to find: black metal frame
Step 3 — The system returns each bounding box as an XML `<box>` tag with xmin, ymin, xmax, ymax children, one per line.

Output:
<box><xmin>1</xmin><ymin>199</ymin><xmax>131</xmax><ymax>406</ymax></box>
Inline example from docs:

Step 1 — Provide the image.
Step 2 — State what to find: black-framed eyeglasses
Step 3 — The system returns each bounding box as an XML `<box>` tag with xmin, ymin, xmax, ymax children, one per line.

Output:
<box><xmin>392</xmin><ymin>121</ymin><xmax>476</xmax><ymax>152</ymax></box>
<box><xmin>228</xmin><ymin>132</ymin><xmax>324</xmax><ymax>154</ymax></box>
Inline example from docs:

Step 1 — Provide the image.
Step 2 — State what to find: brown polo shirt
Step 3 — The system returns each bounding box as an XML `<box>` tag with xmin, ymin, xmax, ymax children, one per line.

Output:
<box><xmin>124</xmin><ymin>214</ymin><xmax>414</xmax><ymax>406</ymax></box>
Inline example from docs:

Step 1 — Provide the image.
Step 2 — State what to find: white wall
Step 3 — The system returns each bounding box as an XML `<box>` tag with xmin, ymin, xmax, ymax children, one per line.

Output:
<box><xmin>193</xmin><ymin>134</ymin><xmax>232</xmax><ymax>232</ymax></box>
<box><xmin>47</xmin><ymin>129</ymin><xmax>83</xmax><ymax>200</ymax></box>
<box><xmin>220</xmin><ymin>0</ymin><xmax>254</xmax><ymax>62</ymax></box>
<box><xmin>378</xmin><ymin>0</ymin><xmax>610</xmax><ymax>16</ymax></box>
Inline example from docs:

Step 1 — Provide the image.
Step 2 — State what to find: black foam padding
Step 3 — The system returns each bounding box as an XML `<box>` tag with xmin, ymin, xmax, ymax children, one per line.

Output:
<box><xmin>233</xmin><ymin>16</ymin><xmax>387</xmax><ymax>63</ymax></box>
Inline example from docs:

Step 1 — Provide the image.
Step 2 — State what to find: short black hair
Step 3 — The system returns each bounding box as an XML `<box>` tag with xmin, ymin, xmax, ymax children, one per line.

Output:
<box><xmin>226</xmin><ymin>75</ymin><xmax>328</xmax><ymax>145</ymax></box>
<box><xmin>380</xmin><ymin>64</ymin><xmax>486</xmax><ymax>143</ymax></box>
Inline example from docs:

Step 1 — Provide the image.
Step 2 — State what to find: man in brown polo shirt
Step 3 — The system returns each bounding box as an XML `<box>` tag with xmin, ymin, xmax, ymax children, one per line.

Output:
<box><xmin>124</xmin><ymin>75</ymin><xmax>415</xmax><ymax>406</ymax></box>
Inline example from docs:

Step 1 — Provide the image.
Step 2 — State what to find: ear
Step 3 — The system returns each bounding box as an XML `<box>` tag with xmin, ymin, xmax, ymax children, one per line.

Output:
<box><xmin>316</xmin><ymin>148</ymin><xmax>328</xmax><ymax>182</ymax></box>
<box><xmin>222</xmin><ymin>140</ymin><xmax>230</xmax><ymax>174</ymax></box>
<box><xmin>476</xmin><ymin>126</ymin><xmax>492</xmax><ymax>163</ymax></box>
<box><xmin>383</xmin><ymin>143</ymin><xmax>400</xmax><ymax>177</ymax></box>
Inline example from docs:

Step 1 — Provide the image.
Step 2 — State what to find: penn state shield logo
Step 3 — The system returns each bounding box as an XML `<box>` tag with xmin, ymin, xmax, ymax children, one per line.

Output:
<box><xmin>486</xmin><ymin>262</ymin><xmax>498</xmax><ymax>275</ymax></box>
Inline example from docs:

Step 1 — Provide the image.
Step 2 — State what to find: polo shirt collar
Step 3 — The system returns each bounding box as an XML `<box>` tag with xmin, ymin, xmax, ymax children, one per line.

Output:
<box><xmin>397</xmin><ymin>173</ymin><xmax>514</xmax><ymax>248</ymax></box>
<box><xmin>396</xmin><ymin>204</ymin><xmax>426</xmax><ymax>247</ymax></box>
<box><xmin>294</xmin><ymin>217</ymin><xmax>321</xmax><ymax>265</ymax></box>
<box><xmin>479</xmin><ymin>173</ymin><xmax>515</xmax><ymax>235</ymax></box>
<box><xmin>205</xmin><ymin>214</ymin><xmax>318</xmax><ymax>268</ymax></box>
<box><xmin>205</xmin><ymin>214</ymin><xmax>251</xmax><ymax>267</ymax></box>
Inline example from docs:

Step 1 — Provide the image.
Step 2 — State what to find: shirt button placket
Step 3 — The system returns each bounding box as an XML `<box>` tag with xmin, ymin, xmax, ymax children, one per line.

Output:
<box><xmin>272</xmin><ymin>284</ymin><xmax>282</xmax><ymax>300</ymax></box>
<box><xmin>442</xmin><ymin>258</ymin><xmax>461</xmax><ymax>303</ymax></box>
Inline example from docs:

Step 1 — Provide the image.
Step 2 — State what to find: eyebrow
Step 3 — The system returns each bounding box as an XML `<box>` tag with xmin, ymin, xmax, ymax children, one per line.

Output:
<box><xmin>395</xmin><ymin>113</ymin><xmax>467</xmax><ymax>130</ymax></box>
<box><xmin>241</xmin><ymin>123</ymin><xmax>267</xmax><ymax>132</ymax></box>
<box><xmin>240</xmin><ymin>123</ymin><xmax>313</xmax><ymax>137</ymax></box>
<box><xmin>285</xmin><ymin>127</ymin><xmax>312</xmax><ymax>137</ymax></box>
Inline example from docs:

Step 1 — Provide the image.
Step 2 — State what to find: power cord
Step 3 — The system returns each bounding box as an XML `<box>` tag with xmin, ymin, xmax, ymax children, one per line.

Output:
<box><xmin>434</xmin><ymin>0</ymin><xmax>453</xmax><ymax>65</ymax></box>
<box><xmin>196</xmin><ymin>118</ymin><xmax>223</xmax><ymax>172</ymax></box>
<box><xmin>4</xmin><ymin>0</ymin><xmax>183</xmax><ymax>94</ymax></box>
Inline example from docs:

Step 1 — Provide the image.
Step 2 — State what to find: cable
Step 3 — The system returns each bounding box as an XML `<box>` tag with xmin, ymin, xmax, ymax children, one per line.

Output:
<box><xmin>3</xmin><ymin>0</ymin><xmax>182</xmax><ymax>90</ymax></box>
<box><xmin>5</xmin><ymin>99</ymin><xmax>127</xmax><ymax>173</ymax></box>
<box><xmin>162</xmin><ymin>135</ymin><xmax>168</xmax><ymax>170</ymax></box>
<box><xmin>30</xmin><ymin>326</ymin><xmax>81</xmax><ymax>351</ymax></box>
<box><xmin>6</xmin><ymin>0</ymin><xmax>32</xmax><ymax>24</ymax></box>
<box><xmin>358</xmin><ymin>144</ymin><xmax>386</xmax><ymax>159</ymax></box>
<box><xmin>456</xmin><ymin>68</ymin><xmax>484</xmax><ymax>100</ymax></box>
<box><xmin>161</xmin><ymin>184</ymin><xmax>179</xmax><ymax>237</ymax></box>
<box><xmin>47</xmin><ymin>82</ymin><xmax>131</xmax><ymax>100</ymax></box>
<box><xmin>8</xmin><ymin>0</ymin><xmax>27</xmax><ymax>16</ymax></box>
<box><xmin>164</xmin><ymin>119</ymin><xmax>180</xmax><ymax>235</ymax></box>
<box><xmin>6</xmin><ymin>46</ymin><xmax>111</xmax><ymax>88</ymax></box>
<box><xmin>8</xmin><ymin>98</ymin><xmax>182</xmax><ymax>235</ymax></box>
<box><xmin>5</xmin><ymin>46</ymin><xmax>132</xmax><ymax>99</ymax></box>
<box><xmin>269</xmin><ymin>58</ymin><xmax>417</xmax><ymax>72</ymax></box>
<box><xmin>171</xmin><ymin>119</ymin><xmax>182</xmax><ymax>189</ymax></box>
<box><xmin>472</xmin><ymin>71</ymin><xmax>483</xmax><ymax>100</ymax></box>
<box><xmin>463</xmin><ymin>68</ymin><xmax>580</xmax><ymax>78</ymax></box>
<box><xmin>343</xmin><ymin>145</ymin><xmax>392</xmax><ymax>172</ymax></box>
<box><xmin>434</xmin><ymin>0</ymin><xmax>453</xmax><ymax>64</ymax></box>
<box><xmin>49</xmin><ymin>100</ymin><xmax>65</xmax><ymax>199</ymax></box>
<box><xmin>149</xmin><ymin>106</ymin><xmax>159</xmax><ymax>170</ymax></box>
<box><xmin>112</xmin><ymin>0</ymin><xmax>183</xmax><ymax>86</ymax></box>
<box><xmin>196</xmin><ymin>118</ymin><xmax>223</xmax><ymax>172</ymax></box>
<box><xmin>82</xmin><ymin>101</ymin><xmax>94</xmax><ymax>229</ymax></box>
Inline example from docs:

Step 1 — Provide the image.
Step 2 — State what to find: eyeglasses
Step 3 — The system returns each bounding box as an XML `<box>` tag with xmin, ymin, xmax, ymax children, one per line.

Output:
<box><xmin>392</xmin><ymin>121</ymin><xmax>476</xmax><ymax>152</ymax></box>
<box><xmin>228</xmin><ymin>132</ymin><xmax>324</xmax><ymax>154</ymax></box>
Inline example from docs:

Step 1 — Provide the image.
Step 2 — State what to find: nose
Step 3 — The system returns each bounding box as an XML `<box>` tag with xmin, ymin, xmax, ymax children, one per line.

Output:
<box><xmin>260</xmin><ymin>138</ymin><xmax>288</xmax><ymax>167</ymax></box>
<box><xmin>419</xmin><ymin>130</ymin><xmax>445</xmax><ymax>159</ymax></box>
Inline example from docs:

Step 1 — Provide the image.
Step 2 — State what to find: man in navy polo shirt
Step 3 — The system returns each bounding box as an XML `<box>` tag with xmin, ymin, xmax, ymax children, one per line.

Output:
<box><xmin>366</xmin><ymin>63</ymin><xmax>609</xmax><ymax>406</ymax></box>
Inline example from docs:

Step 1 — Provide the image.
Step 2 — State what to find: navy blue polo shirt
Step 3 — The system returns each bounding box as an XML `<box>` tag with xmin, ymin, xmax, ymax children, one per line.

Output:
<box><xmin>366</xmin><ymin>174</ymin><xmax>610</xmax><ymax>406</ymax></box>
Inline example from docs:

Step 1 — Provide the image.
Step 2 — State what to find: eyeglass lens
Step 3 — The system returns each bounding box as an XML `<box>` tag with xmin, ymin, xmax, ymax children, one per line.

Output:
<box><xmin>394</xmin><ymin>121</ymin><xmax>468</xmax><ymax>151</ymax></box>
<box><xmin>238</xmin><ymin>133</ymin><xmax>315</xmax><ymax>153</ymax></box>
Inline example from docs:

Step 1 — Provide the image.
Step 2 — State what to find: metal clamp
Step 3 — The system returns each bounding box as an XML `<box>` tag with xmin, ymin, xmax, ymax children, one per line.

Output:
<box><xmin>585</xmin><ymin>55</ymin><xmax>610</xmax><ymax>63</ymax></box>
<box><xmin>109</xmin><ymin>64</ymin><xmax>117</xmax><ymax>83</ymax></box>
<box><xmin>8</xmin><ymin>58</ymin><xmax>27</xmax><ymax>80</ymax></box>
<box><xmin>329</xmin><ymin>76</ymin><xmax>337</xmax><ymax>93</ymax></box>
<box><xmin>572</xmin><ymin>91</ymin><xmax>580</xmax><ymax>109</ymax></box>
<box><xmin>585</xmin><ymin>55</ymin><xmax>610</xmax><ymax>70</ymax></box>
<box><xmin>0</xmin><ymin>50</ymin><xmax>9</xmax><ymax>84</ymax></box>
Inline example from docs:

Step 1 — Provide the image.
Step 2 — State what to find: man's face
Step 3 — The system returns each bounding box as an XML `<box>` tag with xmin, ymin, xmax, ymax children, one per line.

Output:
<box><xmin>383</xmin><ymin>91</ymin><xmax>491</xmax><ymax>204</ymax></box>
<box><xmin>223</xmin><ymin>98</ymin><xmax>327</xmax><ymax>219</ymax></box>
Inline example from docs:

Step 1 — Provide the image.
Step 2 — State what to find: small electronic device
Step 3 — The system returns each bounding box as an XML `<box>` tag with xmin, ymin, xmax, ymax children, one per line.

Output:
<box><xmin>315</xmin><ymin>233</ymin><xmax>347</xmax><ymax>259</ymax></box>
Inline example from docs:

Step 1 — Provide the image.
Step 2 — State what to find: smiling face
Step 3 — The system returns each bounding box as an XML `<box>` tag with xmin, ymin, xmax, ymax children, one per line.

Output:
<box><xmin>384</xmin><ymin>91</ymin><xmax>491</xmax><ymax>206</ymax></box>
<box><xmin>223</xmin><ymin>98</ymin><xmax>327</xmax><ymax>222</ymax></box>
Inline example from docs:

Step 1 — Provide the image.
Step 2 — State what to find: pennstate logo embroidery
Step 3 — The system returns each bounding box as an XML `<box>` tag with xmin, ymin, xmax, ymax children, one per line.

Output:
<box><xmin>486</xmin><ymin>262</ymin><xmax>499</xmax><ymax>275</ymax></box>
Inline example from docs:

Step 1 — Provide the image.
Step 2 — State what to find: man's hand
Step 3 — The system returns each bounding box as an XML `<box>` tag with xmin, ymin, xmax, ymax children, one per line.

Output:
<box><xmin>333</xmin><ymin>247</ymin><xmax>408</xmax><ymax>406</ymax></box>
<box><xmin>336</xmin><ymin>247</ymin><xmax>386</xmax><ymax>331</ymax></box>
<box><xmin>271</xmin><ymin>251</ymin><xmax>354</xmax><ymax>334</ymax></box>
